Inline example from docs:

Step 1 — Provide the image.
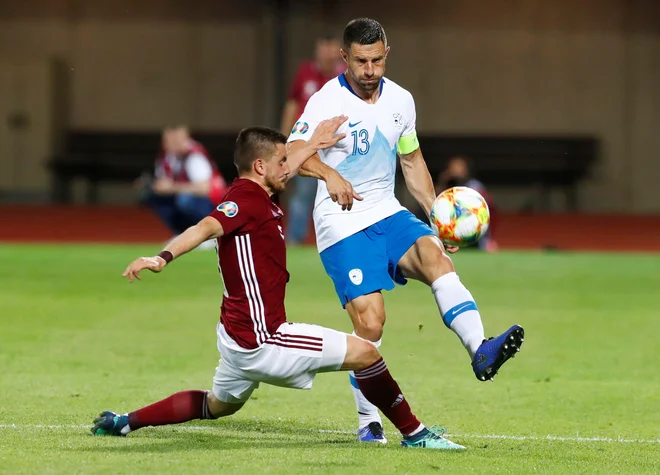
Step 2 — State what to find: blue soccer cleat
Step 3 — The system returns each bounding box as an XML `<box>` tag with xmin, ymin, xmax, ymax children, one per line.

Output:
<box><xmin>401</xmin><ymin>426</ymin><xmax>465</xmax><ymax>450</ymax></box>
<box><xmin>472</xmin><ymin>324</ymin><xmax>524</xmax><ymax>381</ymax></box>
<box><xmin>91</xmin><ymin>411</ymin><xmax>129</xmax><ymax>436</ymax></box>
<box><xmin>358</xmin><ymin>422</ymin><xmax>387</xmax><ymax>444</ymax></box>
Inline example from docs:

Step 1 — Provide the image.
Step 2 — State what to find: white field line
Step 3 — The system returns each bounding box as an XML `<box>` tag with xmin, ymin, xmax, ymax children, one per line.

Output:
<box><xmin>0</xmin><ymin>424</ymin><xmax>658</xmax><ymax>445</ymax></box>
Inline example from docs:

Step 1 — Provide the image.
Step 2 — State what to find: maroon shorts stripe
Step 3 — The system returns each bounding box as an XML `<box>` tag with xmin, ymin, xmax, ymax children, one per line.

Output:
<box><xmin>269</xmin><ymin>334</ymin><xmax>323</xmax><ymax>345</ymax></box>
<box><xmin>271</xmin><ymin>331</ymin><xmax>323</xmax><ymax>343</ymax></box>
<box><xmin>267</xmin><ymin>335</ymin><xmax>323</xmax><ymax>349</ymax></box>
<box><xmin>265</xmin><ymin>341</ymin><xmax>323</xmax><ymax>352</ymax></box>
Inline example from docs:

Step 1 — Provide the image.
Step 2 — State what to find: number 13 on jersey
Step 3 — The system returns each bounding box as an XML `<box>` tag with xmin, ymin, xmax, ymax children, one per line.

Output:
<box><xmin>351</xmin><ymin>129</ymin><xmax>370</xmax><ymax>156</ymax></box>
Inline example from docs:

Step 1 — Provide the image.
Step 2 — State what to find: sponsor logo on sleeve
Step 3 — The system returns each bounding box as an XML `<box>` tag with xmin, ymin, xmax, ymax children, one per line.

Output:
<box><xmin>291</xmin><ymin>121</ymin><xmax>309</xmax><ymax>135</ymax></box>
<box><xmin>216</xmin><ymin>201</ymin><xmax>238</xmax><ymax>217</ymax></box>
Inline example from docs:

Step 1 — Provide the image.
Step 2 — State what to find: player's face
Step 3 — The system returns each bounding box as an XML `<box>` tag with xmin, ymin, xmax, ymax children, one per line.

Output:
<box><xmin>316</xmin><ymin>39</ymin><xmax>341</xmax><ymax>75</ymax></box>
<box><xmin>263</xmin><ymin>144</ymin><xmax>290</xmax><ymax>194</ymax></box>
<box><xmin>342</xmin><ymin>41</ymin><xmax>389</xmax><ymax>92</ymax></box>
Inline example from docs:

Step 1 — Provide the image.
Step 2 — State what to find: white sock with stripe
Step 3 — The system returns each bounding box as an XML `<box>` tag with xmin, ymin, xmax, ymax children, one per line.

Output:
<box><xmin>431</xmin><ymin>272</ymin><xmax>485</xmax><ymax>358</ymax></box>
<box><xmin>349</xmin><ymin>334</ymin><xmax>383</xmax><ymax>430</ymax></box>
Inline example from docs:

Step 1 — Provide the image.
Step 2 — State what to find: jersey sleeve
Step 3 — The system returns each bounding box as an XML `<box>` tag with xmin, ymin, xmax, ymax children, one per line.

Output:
<box><xmin>286</xmin><ymin>89</ymin><xmax>336</xmax><ymax>143</ymax></box>
<box><xmin>209</xmin><ymin>190</ymin><xmax>255</xmax><ymax>236</ymax></box>
<box><xmin>397</xmin><ymin>93</ymin><xmax>420</xmax><ymax>155</ymax></box>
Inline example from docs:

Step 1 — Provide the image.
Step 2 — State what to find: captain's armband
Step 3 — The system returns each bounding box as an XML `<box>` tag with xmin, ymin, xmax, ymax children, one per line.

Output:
<box><xmin>397</xmin><ymin>131</ymin><xmax>420</xmax><ymax>155</ymax></box>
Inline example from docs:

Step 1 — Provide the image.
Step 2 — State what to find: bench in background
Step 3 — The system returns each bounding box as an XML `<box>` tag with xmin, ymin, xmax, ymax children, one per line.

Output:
<box><xmin>48</xmin><ymin>130</ymin><xmax>598</xmax><ymax>210</ymax></box>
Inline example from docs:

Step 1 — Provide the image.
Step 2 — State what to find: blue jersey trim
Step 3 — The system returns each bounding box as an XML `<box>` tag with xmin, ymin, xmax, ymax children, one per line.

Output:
<box><xmin>338</xmin><ymin>73</ymin><xmax>384</xmax><ymax>98</ymax></box>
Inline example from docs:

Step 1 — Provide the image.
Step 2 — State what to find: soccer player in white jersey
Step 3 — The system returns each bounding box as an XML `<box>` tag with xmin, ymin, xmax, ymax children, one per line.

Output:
<box><xmin>288</xmin><ymin>18</ymin><xmax>525</xmax><ymax>443</ymax></box>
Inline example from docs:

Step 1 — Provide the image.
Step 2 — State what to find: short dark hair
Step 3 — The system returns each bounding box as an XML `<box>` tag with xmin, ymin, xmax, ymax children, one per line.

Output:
<box><xmin>343</xmin><ymin>18</ymin><xmax>387</xmax><ymax>49</ymax></box>
<box><xmin>233</xmin><ymin>127</ymin><xmax>286</xmax><ymax>174</ymax></box>
<box><xmin>317</xmin><ymin>34</ymin><xmax>339</xmax><ymax>43</ymax></box>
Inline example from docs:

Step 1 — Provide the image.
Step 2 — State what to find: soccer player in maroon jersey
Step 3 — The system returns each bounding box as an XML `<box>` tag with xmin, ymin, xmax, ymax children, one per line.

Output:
<box><xmin>91</xmin><ymin>116</ymin><xmax>464</xmax><ymax>450</ymax></box>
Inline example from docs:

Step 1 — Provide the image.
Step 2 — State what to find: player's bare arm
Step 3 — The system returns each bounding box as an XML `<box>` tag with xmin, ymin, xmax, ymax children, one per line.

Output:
<box><xmin>400</xmin><ymin>148</ymin><xmax>459</xmax><ymax>253</ymax></box>
<box><xmin>286</xmin><ymin>116</ymin><xmax>348</xmax><ymax>177</ymax></box>
<box><xmin>399</xmin><ymin>147</ymin><xmax>435</xmax><ymax>218</ymax></box>
<box><xmin>122</xmin><ymin>216</ymin><xmax>224</xmax><ymax>282</ymax></box>
<box><xmin>289</xmin><ymin>144</ymin><xmax>363</xmax><ymax>211</ymax></box>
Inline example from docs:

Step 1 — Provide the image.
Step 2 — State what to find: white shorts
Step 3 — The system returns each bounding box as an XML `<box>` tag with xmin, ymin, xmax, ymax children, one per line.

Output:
<box><xmin>212</xmin><ymin>322</ymin><xmax>348</xmax><ymax>404</ymax></box>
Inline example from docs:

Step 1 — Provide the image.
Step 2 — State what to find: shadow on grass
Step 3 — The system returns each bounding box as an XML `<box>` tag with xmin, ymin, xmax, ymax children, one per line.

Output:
<box><xmin>74</xmin><ymin>417</ymin><xmax>392</xmax><ymax>454</ymax></box>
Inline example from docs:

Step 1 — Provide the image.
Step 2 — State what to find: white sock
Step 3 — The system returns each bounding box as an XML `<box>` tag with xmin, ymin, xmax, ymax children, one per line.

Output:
<box><xmin>120</xmin><ymin>418</ymin><xmax>132</xmax><ymax>435</ymax></box>
<box><xmin>406</xmin><ymin>423</ymin><xmax>426</xmax><ymax>438</ymax></box>
<box><xmin>349</xmin><ymin>334</ymin><xmax>383</xmax><ymax>429</ymax></box>
<box><xmin>431</xmin><ymin>272</ymin><xmax>485</xmax><ymax>358</ymax></box>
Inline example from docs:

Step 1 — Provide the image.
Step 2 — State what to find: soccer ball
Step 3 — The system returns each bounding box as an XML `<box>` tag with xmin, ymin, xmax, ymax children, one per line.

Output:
<box><xmin>430</xmin><ymin>186</ymin><xmax>490</xmax><ymax>247</ymax></box>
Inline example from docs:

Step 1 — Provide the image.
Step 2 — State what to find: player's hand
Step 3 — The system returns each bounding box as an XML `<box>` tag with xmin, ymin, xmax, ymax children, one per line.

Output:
<box><xmin>122</xmin><ymin>256</ymin><xmax>167</xmax><ymax>283</ymax></box>
<box><xmin>310</xmin><ymin>115</ymin><xmax>348</xmax><ymax>150</ymax></box>
<box><xmin>326</xmin><ymin>171</ymin><xmax>363</xmax><ymax>211</ymax></box>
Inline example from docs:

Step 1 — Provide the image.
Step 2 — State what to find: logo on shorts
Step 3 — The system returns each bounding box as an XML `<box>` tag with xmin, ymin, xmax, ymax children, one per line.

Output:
<box><xmin>216</xmin><ymin>201</ymin><xmax>238</xmax><ymax>217</ymax></box>
<box><xmin>349</xmin><ymin>268</ymin><xmax>363</xmax><ymax>285</ymax></box>
<box><xmin>291</xmin><ymin>121</ymin><xmax>309</xmax><ymax>135</ymax></box>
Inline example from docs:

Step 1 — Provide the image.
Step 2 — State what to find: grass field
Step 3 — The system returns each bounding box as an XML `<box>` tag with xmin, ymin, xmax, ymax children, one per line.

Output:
<box><xmin>0</xmin><ymin>244</ymin><xmax>658</xmax><ymax>474</ymax></box>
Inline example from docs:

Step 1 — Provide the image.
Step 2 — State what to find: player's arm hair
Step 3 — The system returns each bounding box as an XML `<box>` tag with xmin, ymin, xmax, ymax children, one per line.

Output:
<box><xmin>289</xmin><ymin>142</ymin><xmax>338</xmax><ymax>181</ymax></box>
<box><xmin>161</xmin><ymin>216</ymin><xmax>223</xmax><ymax>262</ymax></box>
<box><xmin>280</xmin><ymin>99</ymin><xmax>299</xmax><ymax>136</ymax></box>
<box><xmin>285</xmin><ymin>141</ymin><xmax>325</xmax><ymax>178</ymax></box>
<box><xmin>399</xmin><ymin>147</ymin><xmax>435</xmax><ymax>219</ymax></box>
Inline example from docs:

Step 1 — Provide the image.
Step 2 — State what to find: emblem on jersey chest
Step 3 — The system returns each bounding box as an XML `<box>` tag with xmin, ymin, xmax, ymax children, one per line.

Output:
<box><xmin>393</xmin><ymin>113</ymin><xmax>403</xmax><ymax>129</ymax></box>
<box><xmin>271</xmin><ymin>203</ymin><xmax>284</xmax><ymax>217</ymax></box>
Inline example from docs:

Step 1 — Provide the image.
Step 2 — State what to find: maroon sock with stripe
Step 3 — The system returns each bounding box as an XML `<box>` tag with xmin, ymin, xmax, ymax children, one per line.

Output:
<box><xmin>354</xmin><ymin>358</ymin><xmax>422</xmax><ymax>436</ymax></box>
<box><xmin>128</xmin><ymin>390</ymin><xmax>216</xmax><ymax>431</ymax></box>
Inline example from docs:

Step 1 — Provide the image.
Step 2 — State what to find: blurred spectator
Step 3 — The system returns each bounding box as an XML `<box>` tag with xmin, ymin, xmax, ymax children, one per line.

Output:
<box><xmin>141</xmin><ymin>126</ymin><xmax>226</xmax><ymax>248</ymax></box>
<box><xmin>436</xmin><ymin>156</ymin><xmax>498</xmax><ymax>252</ymax></box>
<box><xmin>280</xmin><ymin>35</ymin><xmax>345</xmax><ymax>245</ymax></box>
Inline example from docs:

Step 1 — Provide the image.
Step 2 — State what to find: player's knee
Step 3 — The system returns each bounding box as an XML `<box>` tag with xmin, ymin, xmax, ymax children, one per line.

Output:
<box><xmin>207</xmin><ymin>391</ymin><xmax>243</xmax><ymax>418</ymax></box>
<box><xmin>355</xmin><ymin>319</ymin><xmax>384</xmax><ymax>342</ymax></box>
<box><xmin>354</xmin><ymin>338</ymin><xmax>381</xmax><ymax>370</ymax></box>
<box><xmin>427</xmin><ymin>239</ymin><xmax>455</xmax><ymax>278</ymax></box>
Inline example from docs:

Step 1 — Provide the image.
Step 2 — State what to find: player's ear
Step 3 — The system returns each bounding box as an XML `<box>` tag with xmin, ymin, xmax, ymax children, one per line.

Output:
<box><xmin>384</xmin><ymin>46</ymin><xmax>390</xmax><ymax>57</ymax></box>
<box><xmin>253</xmin><ymin>158</ymin><xmax>266</xmax><ymax>177</ymax></box>
<box><xmin>340</xmin><ymin>48</ymin><xmax>348</xmax><ymax>64</ymax></box>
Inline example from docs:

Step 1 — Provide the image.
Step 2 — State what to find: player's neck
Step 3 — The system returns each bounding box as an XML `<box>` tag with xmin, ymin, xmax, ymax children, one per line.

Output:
<box><xmin>241</xmin><ymin>175</ymin><xmax>273</xmax><ymax>197</ymax></box>
<box><xmin>344</xmin><ymin>72</ymin><xmax>380</xmax><ymax>104</ymax></box>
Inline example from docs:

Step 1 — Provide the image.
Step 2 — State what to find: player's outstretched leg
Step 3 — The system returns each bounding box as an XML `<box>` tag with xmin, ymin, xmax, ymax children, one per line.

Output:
<box><xmin>346</xmin><ymin>336</ymin><xmax>465</xmax><ymax>450</ymax></box>
<box><xmin>349</xmin><ymin>368</ymin><xmax>386</xmax><ymax>443</ymax></box>
<box><xmin>91</xmin><ymin>390</ymin><xmax>241</xmax><ymax>436</ymax></box>
<box><xmin>398</xmin><ymin>235</ymin><xmax>524</xmax><ymax>381</ymax></box>
<box><xmin>344</xmin><ymin>295</ymin><xmax>388</xmax><ymax>443</ymax></box>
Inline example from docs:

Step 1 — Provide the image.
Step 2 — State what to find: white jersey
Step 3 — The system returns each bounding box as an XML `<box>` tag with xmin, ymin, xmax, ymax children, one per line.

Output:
<box><xmin>287</xmin><ymin>74</ymin><xmax>418</xmax><ymax>252</ymax></box>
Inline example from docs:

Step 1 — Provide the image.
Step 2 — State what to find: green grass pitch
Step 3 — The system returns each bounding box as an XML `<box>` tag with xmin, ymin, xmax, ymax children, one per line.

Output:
<box><xmin>0</xmin><ymin>244</ymin><xmax>658</xmax><ymax>474</ymax></box>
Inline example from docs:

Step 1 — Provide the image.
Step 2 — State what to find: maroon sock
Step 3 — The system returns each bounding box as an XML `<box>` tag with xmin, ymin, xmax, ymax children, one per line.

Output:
<box><xmin>128</xmin><ymin>390</ymin><xmax>215</xmax><ymax>431</ymax></box>
<box><xmin>354</xmin><ymin>358</ymin><xmax>422</xmax><ymax>436</ymax></box>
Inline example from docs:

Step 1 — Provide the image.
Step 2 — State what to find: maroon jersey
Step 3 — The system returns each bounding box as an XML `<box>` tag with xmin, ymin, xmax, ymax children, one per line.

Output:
<box><xmin>288</xmin><ymin>61</ymin><xmax>344</xmax><ymax>118</ymax></box>
<box><xmin>209</xmin><ymin>178</ymin><xmax>288</xmax><ymax>349</ymax></box>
